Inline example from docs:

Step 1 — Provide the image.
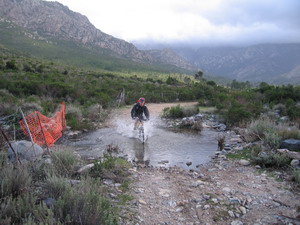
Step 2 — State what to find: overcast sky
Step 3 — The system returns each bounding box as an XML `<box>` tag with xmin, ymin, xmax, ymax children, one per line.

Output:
<box><xmin>46</xmin><ymin>0</ymin><xmax>300</xmax><ymax>47</ymax></box>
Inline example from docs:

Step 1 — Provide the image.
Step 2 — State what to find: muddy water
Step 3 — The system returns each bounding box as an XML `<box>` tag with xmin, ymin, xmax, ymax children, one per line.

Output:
<box><xmin>67</xmin><ymin>116</ymin><xmax>219</xmax><ymax>170</ymax></box>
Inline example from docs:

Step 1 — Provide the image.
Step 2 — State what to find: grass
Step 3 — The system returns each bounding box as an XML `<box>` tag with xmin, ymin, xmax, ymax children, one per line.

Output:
<box><xmin>226</xmin><ymin>148</ymin><xmax>255</xmax><ymax>160</ymax></box>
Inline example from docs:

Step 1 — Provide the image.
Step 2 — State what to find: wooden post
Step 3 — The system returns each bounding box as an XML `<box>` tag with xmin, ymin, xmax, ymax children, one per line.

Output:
<box><xmin>0</xmin><ymin>125</ymin><xmax>21</xmax><ymax>164</ymax></box>
<box><xmin>19</xmin><ymin>107</ymin><xmax>36</xmax><ymax>156</ymax></box>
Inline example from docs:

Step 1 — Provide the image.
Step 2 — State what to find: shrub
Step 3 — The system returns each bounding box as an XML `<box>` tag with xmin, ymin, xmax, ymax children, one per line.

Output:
<box><xmin>0</xmin><ymin>192</ymin><xmax>55</xmax><ymax>225</ymax></box>
<box><xmin>90</xmin><ymin>154</ymin><xmax>131</xmax><ymax>183</ymax></box>
<box><xmin>251</xmin><ymin>152</ymin><xmax>291</xmax><ymax>169</ymax></box>
<box><xmin>50</xmin><ymin>149</ymin><xmax>80</xmax><ymax>177</ymax></box>
<box><xmin>182</xmin><ymin>105</ymin><xmax>199</xmax><ymax>117</ymax></box>
<box><xmin>45</xmin><ymin>175</ymin><xmax>72</xmax><ymax>199</ymax></box>
<box><xmin>277</xmin><ymin>124</ymin><xmax>300</xmax><ymax>140</ymax></box>
<box><xmin>5</xmin><ymin>60</ymin><xmax>18</xmax><ymax>70</ymax></box>
<box><xmin>54</xmin><ymin>177</ymin><xmax>118</xmax><ymax>225</ymax></box>
<box><xmin>0</xmin><ymin>163</ymin><xmax>31</xmax><ymax>198</ymax></box>
<box><xmin>293</xmin><ymin>169</ymin><xmax>300</xmax><ymax>185</ymax></box>
<box><xmin>225</xmin><ymin>104</ymin><xmax>252</xmax><ymax>126</ymax></box>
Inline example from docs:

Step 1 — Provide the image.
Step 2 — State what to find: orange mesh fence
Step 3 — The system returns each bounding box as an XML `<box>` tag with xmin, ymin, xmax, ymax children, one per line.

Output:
<box><xmin>20</xmin><ymin>102</ymin><xmax>66</xmax><ymax>147</ymax></box>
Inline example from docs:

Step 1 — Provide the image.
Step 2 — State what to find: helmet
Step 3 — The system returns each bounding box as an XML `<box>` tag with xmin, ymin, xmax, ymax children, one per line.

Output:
<box><xmin>137</xmin><ymin>97</ymin><xmax>145</xmax><ymax>106</ymax></box>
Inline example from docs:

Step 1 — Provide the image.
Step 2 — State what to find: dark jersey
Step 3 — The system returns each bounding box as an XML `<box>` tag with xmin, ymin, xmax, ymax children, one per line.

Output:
<box><xmin>131</xmin><ymin>103</ymin><xmax>150</xmax><ymax>120</ymax></box>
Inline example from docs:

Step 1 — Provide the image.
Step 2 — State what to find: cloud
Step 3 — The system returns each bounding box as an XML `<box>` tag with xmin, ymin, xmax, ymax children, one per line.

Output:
<box><xmin>47</xmin><ymin>0</ymin><xmax>300</xmax><ymax>46</ymax></box>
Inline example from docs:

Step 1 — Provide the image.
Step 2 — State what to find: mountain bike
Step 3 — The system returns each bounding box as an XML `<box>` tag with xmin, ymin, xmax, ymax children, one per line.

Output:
<box><xmin>134</xmin><ymin>118</ymin><xmax>147</xmax><ymax>144</ymax></box>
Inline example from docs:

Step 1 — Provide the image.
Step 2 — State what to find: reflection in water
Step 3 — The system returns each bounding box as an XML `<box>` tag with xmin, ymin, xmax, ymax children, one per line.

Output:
<box><xmin>132</xmin><ymin>140</ymin><xmax>150</xmax><ymax>166</ymax></box>
<box><xmin>67</xmin><ymin>116</ymin><xmax>219</xmax><ymax>170</ymax></box>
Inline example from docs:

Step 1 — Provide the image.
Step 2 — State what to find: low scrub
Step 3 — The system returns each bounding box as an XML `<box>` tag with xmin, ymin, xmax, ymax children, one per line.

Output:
<box><xmin>251</xmin><ymin>152</ymin><xmax>291</xmax><ymax>169</ymax></box>
<box><xmin>162</xmin><ymin>104</ymin><xmax>199</xmax><ymax>119</ymax></box>
<box><xmin>0</xmin><ymin>148</ymin><xmax>128</xmax><ymax>224</ymax></box>
<box><xmin>50</xmin><ymin>149</ymin><xmax>81</xmax><ymax>177</ymax></box>
<box><xmin>242</xmin><ymin>116</ymin><xmax>300</xmax><ymax>150</ymax></box>
<box><xmin>90</xmin><ymin>153</ymin><xmax>131</xmax><ymax>183</ymax></box>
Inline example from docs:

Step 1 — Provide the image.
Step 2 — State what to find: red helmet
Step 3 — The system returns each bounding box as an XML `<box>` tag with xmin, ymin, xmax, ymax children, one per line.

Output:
<box><xmin>137</xmin><ymin>97</ymin><xmax>145</xmax><ymax>106</ymax></box>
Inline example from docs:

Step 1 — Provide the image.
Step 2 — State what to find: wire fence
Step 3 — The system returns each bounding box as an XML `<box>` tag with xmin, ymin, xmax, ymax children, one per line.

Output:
<box><xmin>0</xmin><ymin>102</ymin><xmax>66</xmax><ymax>153</ymax></box>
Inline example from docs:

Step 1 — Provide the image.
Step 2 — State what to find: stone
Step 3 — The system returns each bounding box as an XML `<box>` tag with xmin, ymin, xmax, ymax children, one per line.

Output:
<box><xmin>280</xmin><ymin>139</ymin><xmax>300</xmax><ymax>151</ymax></box>
<box><xmin>239</xmin><ymin>159</ymin><xmax>250</xmax><ymax>166</ymax></box>
<box><xmin>290</xmin><ymin>159</ymin><xmax>300</xmax><ymax>167</ymax></box>
<box><xmin>8</xmin><ymin>140</ymin><xmax>44</xmax><ymax>162</ymax></box>
<box><xmin>138</xmin><ymin>199</ymin><xmax>147</xmax><ymax>205</ymax></box>
<box><xmin>77</xmin><ymin>163</ymin><xmax>95</xmax><ymax>174</ymax></box>
<box><xmin>231</xmin><ymin>220</ymin><xmax>243</xmax><ymax>225</ymax></box>
<box><xmin>43</xmin><ymin>197</ymin><xmax>56</xmax><ymax>208</ymax></box>
<box><xmin>238</xmin><ymin>206</ymin><xmax>247</xmax><ymax>215</ymax></box>
<box><xmin>186</xmin><ymin>161</ymin><xmax>192</xmax><ymax>166</ymax></box>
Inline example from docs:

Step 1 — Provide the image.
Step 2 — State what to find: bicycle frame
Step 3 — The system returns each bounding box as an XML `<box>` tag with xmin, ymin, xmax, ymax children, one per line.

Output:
<box><xmin>134</xmin><ymin>118</ymin><xmax>145</xmax><ymax>143</ymax></box>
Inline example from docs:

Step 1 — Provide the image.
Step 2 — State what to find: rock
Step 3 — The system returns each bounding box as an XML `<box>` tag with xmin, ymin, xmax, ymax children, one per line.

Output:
<box><xmin>238</xmin><ymin>206</ymin><xmax>247</xmax><ymax>215</ymax></box>
<box><xmin>231</xmin><ymin>220</ymin><xmax>243</xmax><ymax>225</ymax></box>
<box><xmin>77</xmin><ymin>163</ymin><xmax>94</xmax><ymax>174</ymax></box>
<box><xmin>229</xmin><ymin>198</ymin><xmax>241</xmax><ymax>205</ymax></box>
<box><xmin>213</xmin><ymin>123</ymin><xmax>227</xmax><ymax>131</ymax></box>
<box><xmin>138</xmin><ymin>199</ymin><xmax>147</xmax><ymax>205</ymax></box>
<box><xmin>203</xmin><ymin>205</ymin><xmax>210</xmax><ymax>210</ymax></box>
<box><xmin>69</xmin><ymin>180</ymin><xmax>81</xmax><ymax>186</ymax></box>
<box><xmin>8</xmin><ymin>140</ymin><xmax>44</xmax><ymax>162</ymax></box>
<box><xmin>280</xmin><ymin>139</ymin><xmax>300</xmax><ymax>151</ymax></box>
<box><xmin>228</xmin><ymin>210</ymin><xmax>235</xmax><ymax>218</ymax></box>
<box><xmin>222</xmin><ymin>187</ymin><xmax>232</xmax><ymax>193</ymax></box>
<box><xmin>194</xmin><ymin>114</ymin><xmax>204</xmax><ymax>121</ymax></box>
<box><xmin>239</xmin><ymin>159</ymin><xmax>250</xmax><ymax>166</ymax></box>
<box><xmin>230</xmin><ymin>137</ymin><xmax>243</xmax><ymax>143</ymax></box>
<box><xmin>290</xmin><ymin>159</ymin><xmax>300</xmax><ymax>167</ymax></box>
<box><xmin>186</xmin><ymin>161</ymin><xmax>192</xmax><ymax>166</ymax></box>
<box><xmin>158</xmin><ymin>160</ymin><xmax>169</xmax><ymax>164</ymax></box>
<box><xmin>43</xmin><ymin>197</ymin><xmax>56</xmax><ymax>208</ymax></box>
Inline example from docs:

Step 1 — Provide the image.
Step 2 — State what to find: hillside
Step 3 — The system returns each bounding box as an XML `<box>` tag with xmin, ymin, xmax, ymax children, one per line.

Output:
<box><xmin>0</xmin><ymin>0</ymin><xmax>194</xmax><ymax>73</ymax></box>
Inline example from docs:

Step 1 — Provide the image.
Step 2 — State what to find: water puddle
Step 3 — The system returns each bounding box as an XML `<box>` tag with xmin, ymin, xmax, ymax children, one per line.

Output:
<box><xmin>65</xmin><ymin>117</ymin><xmax>220</xmax><ymax>170</ymax></box>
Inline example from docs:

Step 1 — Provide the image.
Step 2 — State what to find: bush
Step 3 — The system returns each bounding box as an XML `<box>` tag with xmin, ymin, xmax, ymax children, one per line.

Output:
<box><xmin>293</xmin><ymin>169</ymin><xmax>300</xmax><ymax>185</ymax></box>
<box><xmin>162</xmin><ymin>105</ymin><xmax>183</xmax><ymax>118</ymax></box>
<box><xmin>0</xmin><ymin>163</ymin><xmax>31</xmax><ymax>198</ymax></box>
<box><xmin>251</xmin><ymin>152</ymin><xmax>291</xmax><ymax>169</ymax></box>
<box><xmin>0</xmin><ymin>192</ymin><xmax>55</xmax><ymax>225</ymax></box>
<box><xmin>225</xmin><ymin>104</ymin><xmax>252</xmax><ymax>126</ymax></box>
<box><xmin>50</xmin><ymin>149</ymin><xmax>80</xmax><ymax>177</ymax></box>
<box><xmin>54</xmin><ymin>177</ymin><xmax>118</xmax><ymax>225</ymax></box>
<box><xmin>90</xmin><ymin>154</ymin><xmax>131</xmax><ymax>183</ymax></box>
<box><xmin>182</xmin><ymin>105</ymin><xmax>199</xmax><ymax>117</ymax></box>
<box><xmin>45</xmin><ymin>175</ymin><xmax>72</xmax><ymax>199</ymax></box>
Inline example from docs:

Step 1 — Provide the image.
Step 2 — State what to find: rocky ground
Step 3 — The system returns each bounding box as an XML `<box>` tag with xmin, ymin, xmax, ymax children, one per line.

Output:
<box><xmin>108</xmin><ymin>102</ymin><xmax>300</xmax><ymax>225</ymax></box>
<box><xmin>122</xmin><ymin>156</ymin><xmax>300</xmax><ymax>225</ymax></box>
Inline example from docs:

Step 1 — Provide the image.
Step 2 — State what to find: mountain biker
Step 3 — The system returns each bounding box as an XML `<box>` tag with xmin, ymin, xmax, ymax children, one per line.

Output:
<box><xmin>131</xmin><ymin>97</ymin><xmax>150</xmax><ymax>130</ymax></box>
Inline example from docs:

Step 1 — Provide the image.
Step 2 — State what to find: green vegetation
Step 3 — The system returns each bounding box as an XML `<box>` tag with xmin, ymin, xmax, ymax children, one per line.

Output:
<box><xmin>162</xmin><ymin>104</ymin><xmax>199</xmax><ymax>119</ymax></box>
<box><xmin>0</xmin><ymin>149</ymin><xmax>131</xmax><ymax>224</ymax></box>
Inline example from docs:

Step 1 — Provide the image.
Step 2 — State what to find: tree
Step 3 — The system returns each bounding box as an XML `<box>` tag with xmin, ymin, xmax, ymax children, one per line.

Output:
<box><xmin>194</xmin><ymin>70</ymin><xmax>203</xmax><ymax>80</ymax></box>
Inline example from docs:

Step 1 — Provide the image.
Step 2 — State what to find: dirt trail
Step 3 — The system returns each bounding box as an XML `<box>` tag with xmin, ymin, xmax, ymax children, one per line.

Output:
<box><xmin>115</xmin><ymin>102</ymin><xmax>300</xmax><ymax>225</ymax></box>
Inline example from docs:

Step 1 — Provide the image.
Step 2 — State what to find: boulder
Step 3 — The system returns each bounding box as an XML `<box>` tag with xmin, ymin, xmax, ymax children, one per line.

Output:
<box><xmin>280</xmin><ymin>139</ymin><xmax>300</xmax><ymax>151</ymax></box>
<box><xmin>8</xmin><ymin>140</ymin><xmax>44</xmax><ymax>162</ymax></box>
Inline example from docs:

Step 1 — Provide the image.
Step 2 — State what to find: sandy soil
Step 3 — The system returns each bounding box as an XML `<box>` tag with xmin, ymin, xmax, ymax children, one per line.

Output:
<box><xmin>113</xmin><ymin>102</ymin><xmax>300</xmax><ymax>225</ymax></box>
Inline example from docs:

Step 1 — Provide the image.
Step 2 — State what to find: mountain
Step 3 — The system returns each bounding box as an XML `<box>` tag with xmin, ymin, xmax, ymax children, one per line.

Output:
<box><xmin>173</xmin><ymin>44</ymin><xmax>300</xmax><ymax>84</ymax></box>
<box><xmin>0</xmin><ymin>0</ymin><xmax>194</xmax><ymax>72</ymax></box>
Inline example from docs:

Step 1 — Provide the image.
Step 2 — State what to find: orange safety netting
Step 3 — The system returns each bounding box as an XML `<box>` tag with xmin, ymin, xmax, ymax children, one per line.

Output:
<box><xmin>20</xmin><ymin>102</ymin><xmax>66</xmax><ymax>147</ymax></box>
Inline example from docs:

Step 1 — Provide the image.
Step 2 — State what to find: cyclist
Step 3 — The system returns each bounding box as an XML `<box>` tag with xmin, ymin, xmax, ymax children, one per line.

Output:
<box><xmin>131</xmin><ymin>97</ymin><xmax>150</xmax><ymax>130</ymax></box>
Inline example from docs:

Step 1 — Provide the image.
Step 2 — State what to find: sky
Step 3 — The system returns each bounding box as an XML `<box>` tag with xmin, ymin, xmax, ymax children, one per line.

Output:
<box><xmin>46</xmin><ymin>0</ymin><xmax>300</xmax><ymax>47</ymax></box>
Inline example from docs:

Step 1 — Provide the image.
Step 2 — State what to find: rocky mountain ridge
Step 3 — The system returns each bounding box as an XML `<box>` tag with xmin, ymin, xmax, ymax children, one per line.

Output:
<box><xmin>0</xmin><ymin>0</ymin><xmax>194</xmax><ymax>71</ymax></box>
<box><xmin>174</xmin><ymin>43</ymin><xmax>300</xmax><ymax>84</ymax></box>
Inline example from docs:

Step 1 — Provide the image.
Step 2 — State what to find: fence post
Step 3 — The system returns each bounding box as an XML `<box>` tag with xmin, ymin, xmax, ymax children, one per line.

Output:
<box><xmin>0</xmin><ymin>125</ymin><xmax>21</xmax><ymax>164</ymax></box>
<box><xmin>36</xmin><ymin>113</ymin><xmax>50</xmax><ymax>154</ymax></box>
<box><xmin>19</xmin><ymin>107</ymin><xmax>36</xmax><ymax>156</ymax></box>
